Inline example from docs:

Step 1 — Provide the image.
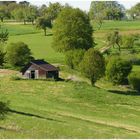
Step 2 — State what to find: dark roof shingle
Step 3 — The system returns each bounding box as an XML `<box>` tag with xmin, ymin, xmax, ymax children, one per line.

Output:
<box><xmin>21</xmin><ymin>59</ymin><xmax>58</xmax><ymax>74</ymax></box>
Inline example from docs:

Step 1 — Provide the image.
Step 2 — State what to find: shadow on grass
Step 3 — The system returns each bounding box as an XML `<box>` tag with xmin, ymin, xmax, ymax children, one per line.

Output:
<box><xmin>8</xmin><ymin>109</ymin><xmax>65</xmax><ymax>123</ymax></box>
<box><xmin>108</xmin><ymin>90</ymin><xmax>140</xmax><ymax>96</ymax></box>
<box><xmin>46</xmin><ymin>33</ymin><xmax>53</xmax><ymax>36</ymax></box>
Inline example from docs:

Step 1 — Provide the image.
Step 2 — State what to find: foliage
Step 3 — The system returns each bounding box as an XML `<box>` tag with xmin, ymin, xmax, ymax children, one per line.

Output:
<box><xmin>122</xmin><ymin>34</ymin><xmax>140</xmax><ymax>48</ymax></box>
<box><xmin>36</xmin><ymin>17</ymin><xmax>52</xmax><ymax>36</ymax></box>
<box><xmin>106</xmin><ymin>57</ymin><xmax>132</xmax><ymax>84</ymax></box>
<box><xmin>128</xmin><ymin>72</ymin><xmax>140</xmax><ymax>91</ymax></box>
<box><xmin>65</xmin><ymin>49</ymin><xmax>85</xmax><ymax>69</ymax></box>
<box><xmin>53</xmin><ymin>7</ymin><xmax>94</xmax><ymax>52</ymax></box>
<box><xmin>89</xmin><ymin>1</ymin><xmax>125</xmax><ymax>23</ymax></box>
<box><xmin>106</xmin><ymin>30</ymin><xmax>122</xmax><ymax>51</ymax></box>
<box><xmin>6</xmin><ymin>42</ymin><xmax>33</xmax><ymax>67</ymax></box>
<box><xmin>10</xmin><ymin>75</ymin><xmax>22</xmax><ymax>80</ymax></box>
<box><xmin>127</xmin><ymin>3</ymin><xmax>140</xmax><ymax>19</ymax></box>
<box><xmin>0</xmin><ymin>28</ymin><xmax>9</xmax><ymax>44</ymax></box>
<box><xmin>45</xmin><ymin>2</ymin><xmax>63</xmax><ymax>22</ymax></box>
<box><xmin>0</xmin><ymin>27</ymin><xmax>9</xmax><ymax>66</ymax></box>
<box><xmin>80</xmin><ymin>48</ymin><xmax>105</xmax><ymax>85</ymax></box>
<box><xmin>0</xmin><ymin>101</ymin><xmax>9</xmax><ymax>120</ymax></box>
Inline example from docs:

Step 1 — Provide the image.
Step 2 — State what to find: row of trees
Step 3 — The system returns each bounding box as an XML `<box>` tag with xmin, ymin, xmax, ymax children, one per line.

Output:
<box><xmin>0</xmin><ymin>1</ymin><xmax>140</xmax><ymax>24</ymax></box>
<box><xmin>0</xmin><ymin>1</ymin><xmax>64</xmax><ymax>24</ymax></box>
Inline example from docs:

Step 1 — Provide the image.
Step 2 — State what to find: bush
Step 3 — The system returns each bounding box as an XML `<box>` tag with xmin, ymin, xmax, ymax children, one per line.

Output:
<box><xmin>128</xmin><ymin>72</ymin><xmax>140</xmax><ymax>91</ymax></box>
<box><xmin>6</xmin><ymin>42</ymin><xmax>34</xmax><ymax>68</ymax></box>
<box><xmin>0</xmin><ymin>101</ymin><xmax>9</xmax><ymax>120</ymax></box>
<box><xmin>65</xmin><ymin>49</ymin><xmax>85</xmax><ymax>69</ymax></box>
<box><xmin>10</xmin><ymin>75</ymin><xmax>22</xmax><ymax>80</ymax></box>
<box><xmin>106</xmin><ymin>57</ymin><xmax>132</xmax><ymax>84</ymax></box>
<box><xmin>80</xmin><ymin>48</ymin><xmax>105</xmax><ymax>86</ymax></box>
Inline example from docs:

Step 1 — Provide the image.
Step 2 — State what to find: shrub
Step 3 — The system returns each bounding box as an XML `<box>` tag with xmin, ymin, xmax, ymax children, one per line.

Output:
<box><xmin>128</xmin><ymin>72</ymin><xmax>140</xmax><ymax>91</ymax></box>
<box><xmin>0</xmin><ymin>101</ymin><xmax>9</xmax><ymax>120</ymax></box>
<box><xmin>6</xmin><ymin>42</ymin><xmax>34</xmax><ymax>68</ymax></box>
<box><xmin>80</xmin><ymin>48</ymin><xmax>105</xmax><ymax>86</ymax></box>
<box><xmin>65</xmin><ymin>49</ymin><xmax>85</xmax><ymax>69</ymax></box>
<box><xmin>10</xmin><ymin>75</ymin><xmax>22</xmax><ymax>80</ymax></box>
<box><xmin>106</xmin><ymin>57</ymin><xmax>132</xmax><ymax>84</ymax></box>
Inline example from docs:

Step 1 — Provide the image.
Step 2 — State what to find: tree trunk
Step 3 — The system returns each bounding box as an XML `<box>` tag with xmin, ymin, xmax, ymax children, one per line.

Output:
<box><xmin>31</xmin><ymin>19</ymin><xmax>34</xmax><ymax>25</ymax></box>
<box><xmin>44</xmin><ymin>28</ymin><xmax>47</xmax><ymax>36</ymax></box>
<box><xmin>24</xmin><ymin>19</ymin><xmax>26</xmax><ymax>25</ymax></box>
<box><xmin>117</xmin><ymin>43</ymin><xmax>121</xmax><ymax>51</ymax></box>
<box><xmin>0</xmin><ymin>17</ymin><xmax>3</xmax><ymax>22</ymax></box>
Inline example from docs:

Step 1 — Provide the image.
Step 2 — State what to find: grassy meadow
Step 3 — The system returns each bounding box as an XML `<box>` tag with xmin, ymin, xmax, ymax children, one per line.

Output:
<box><xmin>0</xmin><ymin>20</ymin><xmax>140</xmax><ymax>138</ymax></box>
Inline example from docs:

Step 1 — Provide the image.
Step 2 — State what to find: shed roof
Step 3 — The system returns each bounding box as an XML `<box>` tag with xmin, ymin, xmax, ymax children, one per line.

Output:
<box><xmin>21</xmin><ymin>59</ymin><xmax>59</xmax><ymax>74</ymax></box>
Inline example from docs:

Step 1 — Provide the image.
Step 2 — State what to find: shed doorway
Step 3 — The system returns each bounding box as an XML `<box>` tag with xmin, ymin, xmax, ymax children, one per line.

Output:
<box><xmin>31</xmin><ymin>70</ymin><xmax>35</xmax><ymax>79</ymax></box>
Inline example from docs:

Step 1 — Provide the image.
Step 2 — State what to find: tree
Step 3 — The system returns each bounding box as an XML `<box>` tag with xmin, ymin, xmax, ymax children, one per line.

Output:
<box><xmin>106</xmin><ymin>30</ymin><xmax>122</xmax><ymax>51</ymax></box>
<box><xmin>65</xmin><ymin>49</ymin><xmax>85</xmax><ymax>69</ymax></box>
<box><xmin>53</xmin><ymin>7</ymin><xmax>94</xmax><ymax>52</ymax></box>
<box><xmin>89</xmin><ymin>1</ymin><xmax>125</xmax><ymax>23</ymax></box>
<box><xmin>80</xmin><ymin>48</ymin><xmax>105</xmax><ymax>86</ymax></box>
<box><xmin>38</xmin><ymin>4</ymin><xmax>48</xmax><ymax>17</ymax></box>
<box><xmin>45</xmin><ymin>2</ymin><xmax>63</xmax><ymax>23</ymax></box>
<box><xmin>6</xmin><ymin>42</ymin><xmax>33</xmax><ymax>67</ymax></box>
<box><xmin>0</xmin><ymin>5</ymin><xmax>10</xmax><ymax>22</ymax></box>
<box><xmin>106</xmin><ymin>57</ymin><xmax>132</xmax><ymax>84</ymax></box>
<box><xmin>0</xmin><ymin>27</ymin><xmax>8</xmax><ymax>66</ymax></box>
<box><xmin>127</xmin><ymin>3</ymin><xmax>140</xmax><ymax>20</ymax></box>
<box><xmin>89</xmin><ymin>1</ymin><xmax>106</xmax><ymax>29</ymax></box>
<box><xmin>11</xmin><ymin>7</ymin><xmax>25</xmax><ymax>23</ymax></box>
<box><xmin>36</xmin><ymin>17</ymin><xmax>52</xmax><ymax>36</ymax></box>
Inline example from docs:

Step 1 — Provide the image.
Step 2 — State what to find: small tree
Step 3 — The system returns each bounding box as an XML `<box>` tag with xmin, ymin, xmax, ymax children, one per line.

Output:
<box><xmin>80</xmin><ymin>48</ymin><xmax>105</xmax><ymax>86</ymax></box>
<box><xmin>0</xmin><ymin>28</ymin><xmax>8</xmax><ymax>66</ymax></box>
<box><xmin>0</xmin><ymin>101</ymin><xmax>9</xmax><ymax>120</ymax></box>
<box><xmin>106</xmin><ymin>57</ymin><xmax>132</xmax><ymax>84</ymax></box>
<box><xmin>6</xmin><ymin>42</ymin><xmax>33</xmax><ymax>68</ymax></box>
<box><xmin>128</xmin><ymin>72</ymin><xmax>140</xmax><ymax>92</ymax></box>
<box><xmin>106</xmin><ymin>30</ymin><xmax>122</xmax><ymax>51</ymax></box>
<box><xmin>36</xmin><ymin>17</ymin><xmax>52</xmax><ymax>36</ymax></box>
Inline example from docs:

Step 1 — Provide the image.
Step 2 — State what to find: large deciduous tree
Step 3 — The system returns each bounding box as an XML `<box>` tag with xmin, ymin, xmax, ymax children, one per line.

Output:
<box><xmin>52</xmin><ymin>7</ymin><xmax>94</xmax><ymax>52</ymax></box>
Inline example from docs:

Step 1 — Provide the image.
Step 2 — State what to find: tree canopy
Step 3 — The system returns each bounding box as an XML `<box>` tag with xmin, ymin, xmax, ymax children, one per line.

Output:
<box><xmin>6</xmin><ymin>42</ymin><xmax>33</xmax><ymax>67</ymax></box>
<box><xmin>89</xmin><ymin>1</ymin><xmax>125</xmax><ymax>22</ymax></box>
<box><xmin>53</xmin><ymin>7</ymin><xmax>94</xmax><ymax>52</ymax></box>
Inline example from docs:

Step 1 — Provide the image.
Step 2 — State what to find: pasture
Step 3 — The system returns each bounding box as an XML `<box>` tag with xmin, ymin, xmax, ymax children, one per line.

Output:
<box><xmin>0</xmin><ymin>72</ymin><xmax>140</xmax><ymax>138</ymax></box>
<box><xmin>0</xmin><ymin>20</ymin><xmax>140</xmax><ymax>138</ymax></box>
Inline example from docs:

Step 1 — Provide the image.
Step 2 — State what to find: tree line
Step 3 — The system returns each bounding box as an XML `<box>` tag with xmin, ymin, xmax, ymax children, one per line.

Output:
<box><xmin>0</xmin><ymin>1</ymin><xmax>140</xmax><ymax>23</ymax></box>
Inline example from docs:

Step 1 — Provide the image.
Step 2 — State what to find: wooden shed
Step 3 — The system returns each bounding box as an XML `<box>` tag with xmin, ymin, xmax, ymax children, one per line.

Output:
<box><xmin>21</xmin><ymin>60</ymin><xmax>59</xmax><ymax>79</ymax></box>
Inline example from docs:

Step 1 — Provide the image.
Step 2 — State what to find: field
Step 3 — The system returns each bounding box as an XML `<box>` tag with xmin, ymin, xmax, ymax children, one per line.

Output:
<box><xmin>0</xmin><ymin>20</ymin><xmax>140</xmax><ymax>138</ymax></box>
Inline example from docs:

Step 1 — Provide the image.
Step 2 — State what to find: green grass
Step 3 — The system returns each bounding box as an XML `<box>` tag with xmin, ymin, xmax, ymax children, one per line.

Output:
<box><xmin>8</xmin><ymin>33</ymin><xmax>65</xmax><ymax>64</ymax></box>
<box><xmin>0</xmin><ymin>20</ymin><xmax>140</xmax><ymax>138</ymax></box>
<box><xmin>92</xmin><ymin>20</ymin><xmax>140</xmax><ymax>31</ymax></box>
<box><xmin>0</xmin><ymin>74</ymin><xmax>140</xmax><ymax>138</ymax></box>
<box><xmin>1</xmin><ymin>24</ymin><xmax>40</xmax><ymax>36</ymax></box>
